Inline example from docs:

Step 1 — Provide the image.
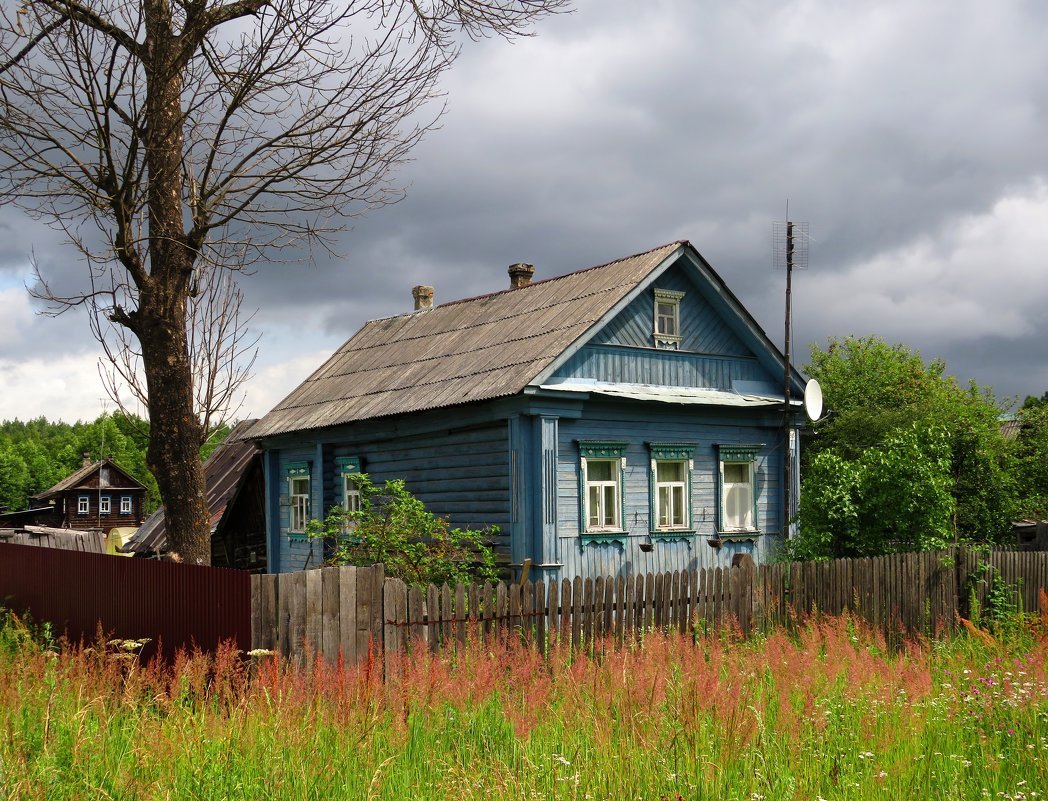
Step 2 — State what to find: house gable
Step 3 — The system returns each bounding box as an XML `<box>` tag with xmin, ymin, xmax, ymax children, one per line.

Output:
<box><xmin>539</xmin><ymin>247</ymin><xmax>800</xmax><ymax>397</ymax></box>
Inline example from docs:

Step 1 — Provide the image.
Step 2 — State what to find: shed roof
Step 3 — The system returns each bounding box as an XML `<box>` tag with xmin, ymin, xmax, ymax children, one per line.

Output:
<box><xmin>125</xmin><ymin>421</ymin><xmax>262</xmax><ymax>555</ymax></box>
<box><xmin>251</xmin><ymin>242</ymin><xmax>685</xmax><ymax>438</ymax></box>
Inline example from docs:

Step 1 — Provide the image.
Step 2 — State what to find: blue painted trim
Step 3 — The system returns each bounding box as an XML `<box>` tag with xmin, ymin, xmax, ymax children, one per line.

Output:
<box><xmin>264</xmin><ymin>451</ymin><xmax>281</xmax><ymax>573</ymax></box>
<box><xmin>650</xmin><ymin>531</ymin><xmax>695</xmax><ymax>543</ymax></box>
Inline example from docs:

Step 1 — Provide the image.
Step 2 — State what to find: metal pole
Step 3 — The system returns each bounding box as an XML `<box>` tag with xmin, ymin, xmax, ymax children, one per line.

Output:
<box><xmin>783</xmin><ymin>222</ymin><xmax>794</xmax><ymax>537</ymax></box>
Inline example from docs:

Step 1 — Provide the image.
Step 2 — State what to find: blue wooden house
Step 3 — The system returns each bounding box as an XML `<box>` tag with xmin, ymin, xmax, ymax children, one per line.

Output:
<box><xmin>250</xmin><ymin>241</ymin><xmax>806</xmax><ymax>578</ymax></box>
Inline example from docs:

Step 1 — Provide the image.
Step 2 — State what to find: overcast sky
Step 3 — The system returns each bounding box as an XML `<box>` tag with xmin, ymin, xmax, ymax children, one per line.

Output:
<box><xmin>3</xmin><ymin>0</ymin><xmax>1048</xmax><ymax>422</ymax></box>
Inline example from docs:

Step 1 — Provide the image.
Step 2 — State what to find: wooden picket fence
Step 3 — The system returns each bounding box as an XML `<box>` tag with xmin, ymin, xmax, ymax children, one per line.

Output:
<box><xmin>251</xmin><ymin>547</ymin><xmax>1048</xmax><ymax>666</ymax></box>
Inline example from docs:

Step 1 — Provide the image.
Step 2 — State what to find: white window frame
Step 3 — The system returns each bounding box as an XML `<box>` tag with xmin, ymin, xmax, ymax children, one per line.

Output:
<box><xmin>342</xmin><ymin>474</ymin><xmax>361</xmax><ymax>515</ymax></box>
<box><xmin>648</xmin><ymin>443</ymin><xmax>696</xmax><ymax>537</ymax></box>
<box><xmin>334</xmin><ymin>456</ymin><xmax>362</xmax><ymax>535</ymax></box>
<box><xmin>99</xmin><ymin>496</ymin><xmax>111</xmax><ymax>515</ymax></box>
<box><xmin>289</xmin><ymin>475</ymin><xmax>311</xmax><ymax>534</ymax></box>
<box><xmin>717</xmin><ymin>444</ymin><xmax>762</xmax><ymax>534</ymax></box>
<box><xmin>120</xmin><ymin>496</ymin><xmax>132</xmax><ymax>515</ymax></box>
<box><xmin>585</xmin><ymin>459</ymin><xmax>621</xmax><ymax>531</ymax></box>
<box><xmin>655</xmin><ymin>460</ymin><xmax>689</xmax><ymax>530</ymax></box>
<box><xmin>653</xmin><ymin>288</ymin><xmax>684</xmax><ymax>349</ymax></box>
<box><xmin>77</xmin><ymin>495</ymin><xmax>89</xmax><ymax>515</ymax></box>
<box><xmin>578</xmin><ymin>442</ymin><xmax>627</xmax><ymax>542</ymax></box>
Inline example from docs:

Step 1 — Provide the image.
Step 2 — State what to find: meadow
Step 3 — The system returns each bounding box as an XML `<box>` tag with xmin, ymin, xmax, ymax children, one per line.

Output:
<box><xmin>0</xmin><ymin>608</ymin><xmax>1046</xmax><ymax>800</ymax></box>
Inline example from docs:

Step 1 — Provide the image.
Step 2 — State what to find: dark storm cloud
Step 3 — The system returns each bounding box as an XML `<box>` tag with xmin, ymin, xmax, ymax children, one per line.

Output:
<box><xmin>6</xmin><ymin>0</ymin><xmax>1048</xmax><ymax>420</ymax></box>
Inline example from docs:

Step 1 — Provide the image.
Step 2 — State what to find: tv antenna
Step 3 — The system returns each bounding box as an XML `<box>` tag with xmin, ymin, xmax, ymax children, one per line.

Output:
<box><xmin>772</xmin><ymin>204</ymin><xmax>810</xmax><ymax>538</ymax></box>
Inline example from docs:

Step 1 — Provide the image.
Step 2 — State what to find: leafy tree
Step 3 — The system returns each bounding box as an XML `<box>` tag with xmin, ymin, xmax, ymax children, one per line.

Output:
<box><xmin>0</xmin><ymin>0</ymin><xmax>566</xmax><ymax>564</ymax></box>
<box><xmin>1021</xmin><ymin>391</ymin><xmax>1048</xmax><ymax>411</ymax></box>
<box><xmin>1013</xmin><ymin>402</ymin><xmax>1048</xmax><ymax>519</ymax></box>
<box><xmin>307</xmin><ymin>475</ymin><xmax>499</xmax><ymax>587</ymax></box>
<box><xmin>796</xmin><ymin>336</ymin><xmax>1017</xmax><ymax>558</ymax></box>
<box><xmin>795</xmin><ymin>424</ymin><xmax>954</xmax><ymax>559</ymax></box>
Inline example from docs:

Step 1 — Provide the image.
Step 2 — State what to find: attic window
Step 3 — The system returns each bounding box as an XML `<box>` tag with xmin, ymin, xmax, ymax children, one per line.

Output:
<box><xmin>653</xmin><ymin>288</ymin><xmax>684</xmax><ymax>349</ymax></box>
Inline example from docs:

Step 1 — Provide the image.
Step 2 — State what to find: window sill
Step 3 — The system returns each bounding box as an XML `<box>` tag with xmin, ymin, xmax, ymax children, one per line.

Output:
<box><xmin>715</xmin><ymin>530</ymin><xmax>761</xmax><ymax>543</ymax></box>
<box><xmin>581</xmin><ymin>531</ymin><xmax>628</xmax><ymax>546</ymax></box>
<box><xmin>287</xmin><ymin>532</ymin><xmax>310</xmax><ymax>542</ymax></box>
<box><xmin>650</xmin><ymin>530</ymin><xmax>696</xmax><ymax>543</ymax></box>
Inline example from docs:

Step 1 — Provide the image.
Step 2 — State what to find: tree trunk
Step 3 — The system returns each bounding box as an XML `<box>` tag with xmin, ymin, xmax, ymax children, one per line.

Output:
<box><xmin>135</xmin><ymin>0</ymin><xmax>211</xmax><ymax>565</ymax></box>
<box><xmin>139</xmin><ymin>303</ymin><xmax>211</xmax><ymax>565</ymax></box>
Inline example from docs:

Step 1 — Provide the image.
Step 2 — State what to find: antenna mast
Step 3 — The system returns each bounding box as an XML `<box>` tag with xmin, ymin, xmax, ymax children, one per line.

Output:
<box><xmin>772</xmin><ymin>207</ymin><xmax>809</xmax><ymax>537</ymax></box>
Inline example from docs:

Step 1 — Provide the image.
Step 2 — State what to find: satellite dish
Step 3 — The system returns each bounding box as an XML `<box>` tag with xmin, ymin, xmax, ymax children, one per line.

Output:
<box><xmin>803</xmin><ymin>378</ymin><xmax>823</xmax><ymax>422</ymax></box>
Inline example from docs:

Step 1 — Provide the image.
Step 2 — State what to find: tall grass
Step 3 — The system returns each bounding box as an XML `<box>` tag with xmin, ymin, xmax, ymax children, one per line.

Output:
<box><xmin>1</xmin><ymin>609</ymin><xmax>1046</xmax><ymax>800</ymax></box>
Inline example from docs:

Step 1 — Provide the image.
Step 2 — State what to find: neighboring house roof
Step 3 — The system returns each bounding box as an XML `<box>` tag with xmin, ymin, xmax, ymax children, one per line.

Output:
<box><xmin>251</xmin><ymin>240</ymin><xmax>802</xmax><ymax>439</ymax></box>
<box><xmin>125</xmin><ymin>421</ymin><xmax>261</xmax><ymax>555</ymax></box>
<box><xmin>33</xmin><ymin>457</ymin><xmax>146</xmax><ymax>501</ymax></box>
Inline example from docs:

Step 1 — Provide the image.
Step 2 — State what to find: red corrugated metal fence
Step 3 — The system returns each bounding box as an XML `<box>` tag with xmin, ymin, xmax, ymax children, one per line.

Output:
<box><xmin>0</xmin><ymin>543</ymin><xmax>251</xmax><ymax>660</ymax></box>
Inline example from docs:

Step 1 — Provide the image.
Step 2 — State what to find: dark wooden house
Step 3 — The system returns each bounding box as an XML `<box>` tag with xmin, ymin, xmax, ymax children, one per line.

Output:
<box><xmin>0</xmin><ymin>457</ymin><xmax>147</xmax><ymax>531</ymax></box>
<box><xmin>251</xmin><ymin>241</ymin><xmax>806</xmax><ymax>579</ymax></box>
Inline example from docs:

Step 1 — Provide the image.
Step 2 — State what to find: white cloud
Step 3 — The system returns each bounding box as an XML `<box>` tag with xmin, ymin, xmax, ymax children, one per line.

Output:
<box><xmin>0</xmin><ymin>353</ymin><xmax>114</xmax><ymax>422</ymax></box>
<box><xmin>239</xmin><ymin>349</ymin><xmax>338</xmax><ymax>421</ymax></box>
<box><xmin>800</xmin><ymin>180</ymin><xmax>1048</xmax><ymax>344</ymax></box>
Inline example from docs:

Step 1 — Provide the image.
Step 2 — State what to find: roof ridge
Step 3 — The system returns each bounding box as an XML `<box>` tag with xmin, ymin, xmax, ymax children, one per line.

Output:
<box><xmin>436</xmin><ymin>240</ymin><xmax>686</xmax><ymax>310</ymax></box>
<box><xmin>354</xmin><ymin>240</ymin><xmax>686</xmax><ymax>327</ymax></box>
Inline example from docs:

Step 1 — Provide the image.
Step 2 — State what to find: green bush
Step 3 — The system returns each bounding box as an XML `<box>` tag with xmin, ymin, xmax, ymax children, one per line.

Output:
<box><xmin>306</xmin><ymin>475</ymin><xmax>499</xmax><ymax>587</ymax></box>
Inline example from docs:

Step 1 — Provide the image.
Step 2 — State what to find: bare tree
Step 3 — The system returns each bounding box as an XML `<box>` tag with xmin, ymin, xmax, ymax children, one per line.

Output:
<box><xmin>93</xmin><ymin>263</ymin><xmax>259</xmax><ymax>443</ymax></box>
<box><xmin>0</xmin><ymin>0</ymin><xmax>568</xmax><ymax>565</ymax></box>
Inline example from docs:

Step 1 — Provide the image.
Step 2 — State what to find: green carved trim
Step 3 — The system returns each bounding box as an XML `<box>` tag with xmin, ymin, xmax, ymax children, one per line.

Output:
<box><xmin>285</xmin><ymin>460</ymin><xmax>311</xmax><ymax>476</ymax></box>
<box><xmin>334</xmin><ymin>456</ymin><xmax>361</xmax><ymax>475</ymax></box>
<box><xmin>578</xmin><ymin>440</ymin><xmax>627</xmax><ymax>459</ymax></box>
<box><xmin>581</xmin><ymin>531</ymin><xmax>628</xmax><ymax>546</ymax></box>
<box><xmin>716</xmin><ymin>531</ymin><xmax>761</xmax><ymax>542</ymax></box>
<box><xmin>717</xmin><ymin>444</ymin><xmax>763</xmax><ymax>463</ymax></box>
<box><xmin>650</xmin><ymin>530</ymin><xmax>696</xmax><ymax>543</ymax></box>
<box><xmin>649</xmin><ymin>442</ymin><xmax>696</xmax><ymax>460</ymax></box>
<box><xmin>653</xmin><ymin>287</ymin><xmax>685</xmax><ymax>301</ymax></box>
<box><xmin>287</xmin><ymin>531</ymin><xmax>310</xmax><ymax>542</ymax></box>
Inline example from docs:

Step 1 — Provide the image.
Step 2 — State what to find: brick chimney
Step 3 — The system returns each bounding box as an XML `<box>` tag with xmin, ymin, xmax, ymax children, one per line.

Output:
<box><xmin>412</xmin><ymin>285</ymin><xmax>434</xmax><ymax>310</ymax></box>
<box><xmin>508</xmin><ymin>263</ymin><xmax>535</xmax><ymax>289</ymax></box>
<box><xmin>81</xmin><ymin>451</ymin><xmax>92</xmax><ymax>468</ymax></box>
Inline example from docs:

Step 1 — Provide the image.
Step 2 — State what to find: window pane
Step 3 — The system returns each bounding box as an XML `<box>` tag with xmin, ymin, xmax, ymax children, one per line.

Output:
<box><xmin>588</xmin><ymin>460</ymin><xmax>614</xmax><ymax>481</ymax></box>
<box><xmin>657</xmin><ymin>304</ymin><xmax>675</xmax><ymax>330</ymax></box>
<box><xmin>658</xmin><ymin>486</ymin><xmax>670</xmax><ymax>527</ymax></box>
<box><xmin>671</xmin><ymin>486</ymin><xmax>685</xmax><ymax>526</ymax></box>
<box><xmin>602</xmin><ymin>485</ymin><xmax>617</xmax><ymax>527</ymax></box>
<box><xmin>724</xmin><ymin>463</ymin><xmax>748</xmax><ymax>484</ymax></box>
<box><xmin>657</xmin><ymin>461</ymin><xmax>684</xmax><ymax>482</ymax></box>
<box><xmin>588</xmin><ymin>485</ymin><xmax>601</xmax><ymax>528</ymax></box>
<box><xmin>723</xmin><ymin>462</ymin><xmax>753</xmax><ymax>529</ymax></box>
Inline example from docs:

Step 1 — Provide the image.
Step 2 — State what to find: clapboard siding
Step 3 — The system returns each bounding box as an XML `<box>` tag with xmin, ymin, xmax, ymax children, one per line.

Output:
<box><xmin>592</xmin><ymin>269</ymin><xmax>750</xmax><ymax>355</ymax></box>
<box><xmin>554</xmin><ymin>410</ymin><xmax>782</xmax><ymax>580</ymax></box>
<box><xmin>270</xmin><ymin>422</ymin><xmax>510</xmax><ymax>572</ymax></box>
<box><xmin>275</xmin><ymin>446</ymin><xmax>325</xmax><ymax>572</ymax></box>
<box><xmin>553</xmin><ymin>345</ymin><xmax>767</xmax><ymax>390</ymax></box>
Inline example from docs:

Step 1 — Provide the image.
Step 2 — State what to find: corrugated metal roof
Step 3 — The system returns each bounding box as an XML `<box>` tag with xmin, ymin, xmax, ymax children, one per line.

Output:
<box><xmin>251</xmin><ymin>242</ymin><xmax>685</xmax><ymax>438</ymax></box>
<box><xmin>124</xmin><ymin>421</ymin><xmax>261</xmax><ymax>555</ymax></box>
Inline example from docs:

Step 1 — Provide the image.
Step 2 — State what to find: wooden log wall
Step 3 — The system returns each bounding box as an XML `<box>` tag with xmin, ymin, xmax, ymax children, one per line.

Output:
<box><xmin>252</xmin><ymin>548</ymin><xmax>1048</xmax><ymax>667</ymax></box>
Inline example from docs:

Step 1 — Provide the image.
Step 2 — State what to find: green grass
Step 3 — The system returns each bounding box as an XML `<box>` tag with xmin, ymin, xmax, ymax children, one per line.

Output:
<box><xmin>1</xmin><ymin>610</ymin><xmax>1046</xmax><ymax>800</ymax></box>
